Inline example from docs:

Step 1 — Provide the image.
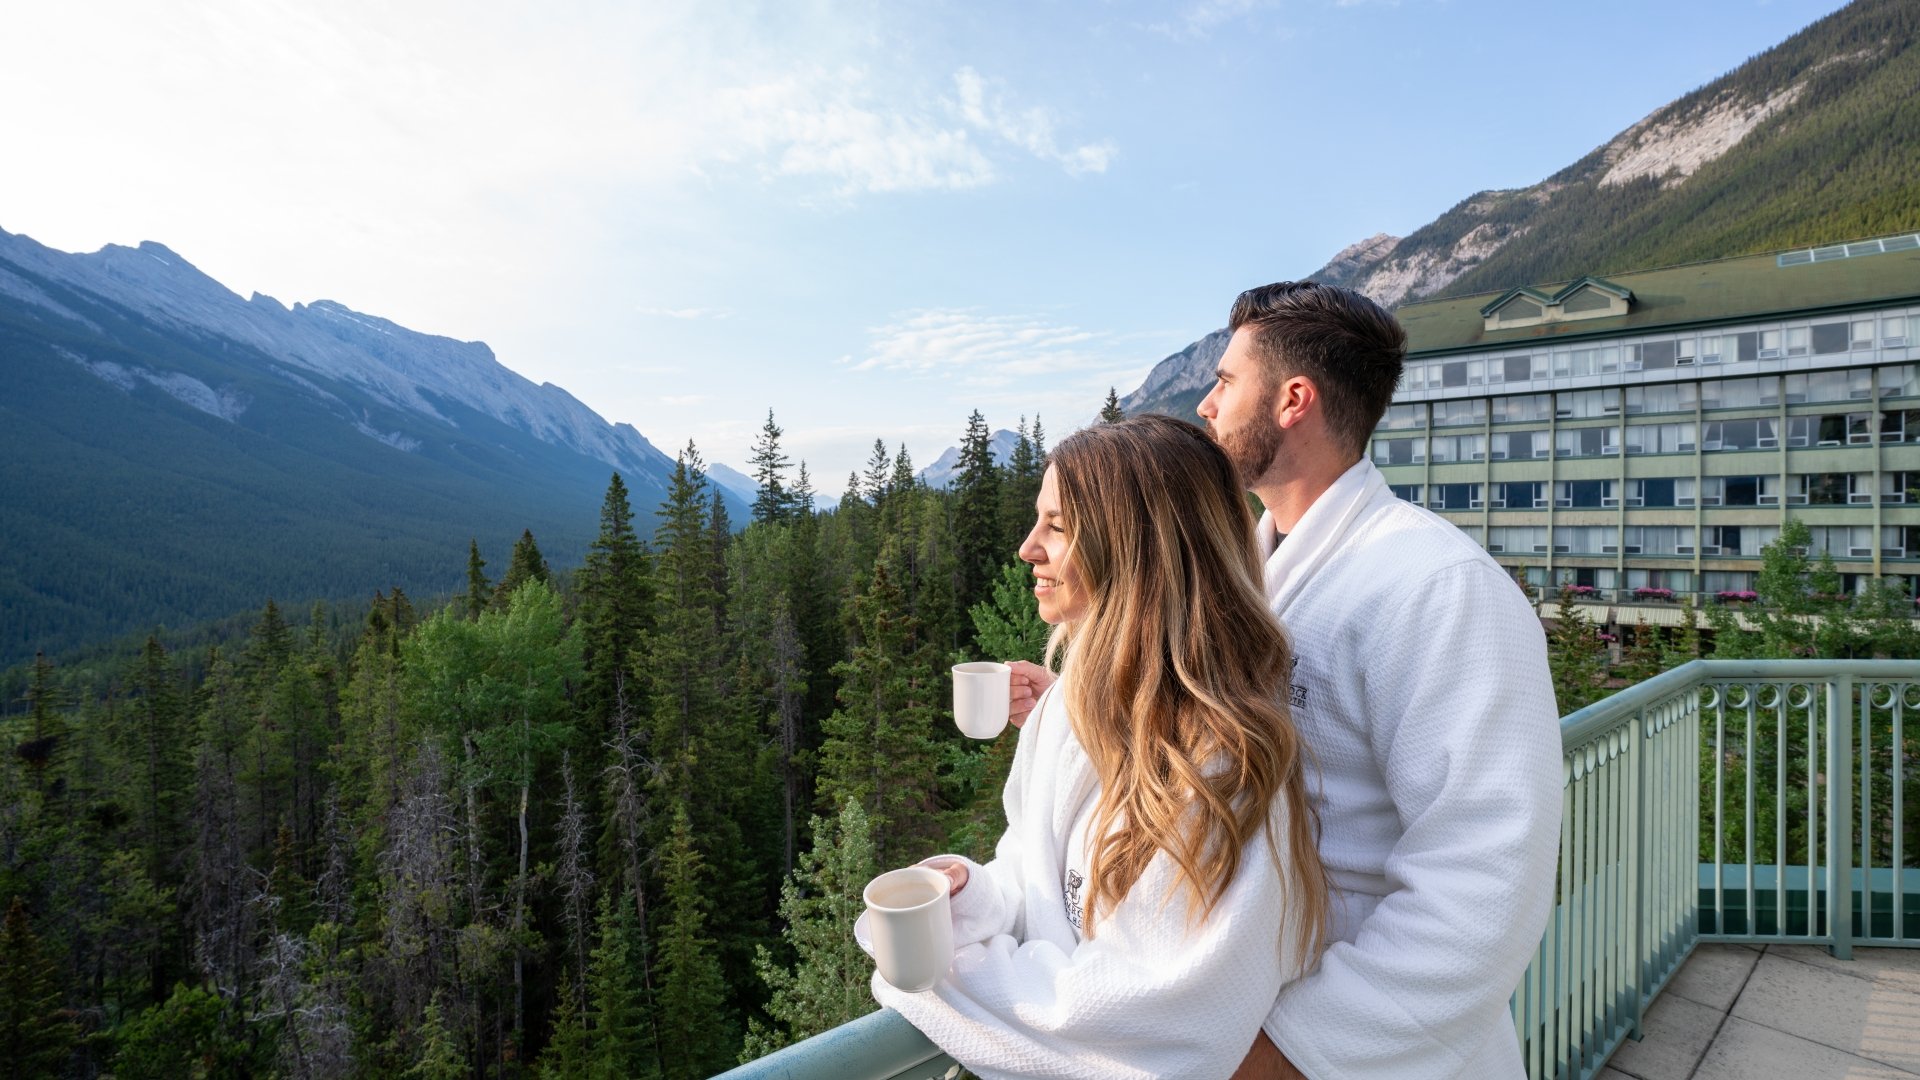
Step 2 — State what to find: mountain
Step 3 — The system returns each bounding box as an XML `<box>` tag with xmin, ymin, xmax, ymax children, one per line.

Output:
<box><xmin>917</xmin><ymin>429</ymin><xmax>1022</xmax><ymax>489</ymax></box>
<box><xmin>1122</xmin><ymin>0</ymin><xmax>1920</xmax><ymax>417</ymax></box>
<box><xmin>0</xmin><ymin>227</ymin><xmax>746</xmax><ymax>667</ymax></box>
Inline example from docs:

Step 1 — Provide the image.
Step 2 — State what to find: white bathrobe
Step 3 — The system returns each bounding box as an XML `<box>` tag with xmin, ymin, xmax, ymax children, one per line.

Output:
<box><xmin>873</xmin><ymin>682</ymin><xmax>1308</xmax><ymax>1080</ymax></box>
<box><xmin>1259</xmin><ymin>458</ymin><xmax>1563</xmax><ymax>1079</ymax></box>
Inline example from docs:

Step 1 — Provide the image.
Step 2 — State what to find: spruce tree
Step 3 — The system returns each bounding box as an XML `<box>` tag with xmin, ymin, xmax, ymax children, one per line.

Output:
<box><xmin>20</xmin><ymin>652</ymin><xmax>68</xmax><ymax>793</ymax></box>
<box><xmin>953</xmin><ymin>410</ymin><xmax>1004</xmax><ymax>621</ymax></box>
<box><xmin>495</xmin><ymin>529</ymin><xmax>552</xmax><ymax>605</ymax></box>
<box><xmin>1099</xmin><ymin>386</ymin><xmax>1125</xmax><ymax>423</ymax></box>
<box><xmin>816</xmin><ymin>562</ymin><xmax>944</xmax><ymax>865</ymax></box>
<box><xmin>749</xmin><ymin>408</ymin><xmax>793</xmax><ymax>525</ymax></box>
<box><xmin>862</xmin><ymin>439</ymin><xmax>892</xmax><ymax>505</ymax></box>
<box><xmin>0</xmin><ymin>897</ymin><xmax>79</xmax><ymax>1080</ymax></box>
<box><xmin>742</xmin><ymin>800</ymin><xmax>878</xmax><ymax>1059</ymax></box>
<box><xmin>465</xmin><ymin>540</ymin><xmax>490</xmax><ymax>620</ymax></box>
<box><xmin>1546</xmin><ymin>582</ymin><xmax>1609</xmax><ymax>713</ymax></box>
<box><xmin>587</xmin><ymin>892</ymin><xmax>656</xmax><ymax>1080</ymax></box>
<box><xmin>578</xmin><ymin>474</ymin><xmax>652</xmax><ymax>731</ymax></box>
<box><xmin>654</xmin><ymin>806</ymin><xmax>732</xmax><ymax>1079</ymax></box>
<box><xmin>645</xmin><ymin>446</ymin><xmax>724</xmax><ymax>798</ymax></box>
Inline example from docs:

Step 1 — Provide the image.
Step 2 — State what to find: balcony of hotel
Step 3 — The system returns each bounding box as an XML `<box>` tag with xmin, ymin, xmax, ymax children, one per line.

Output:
<box><xmin>718</xmin><ymin>660</ymin><xmax>1920</xmax><ymax>1080</ymax></box>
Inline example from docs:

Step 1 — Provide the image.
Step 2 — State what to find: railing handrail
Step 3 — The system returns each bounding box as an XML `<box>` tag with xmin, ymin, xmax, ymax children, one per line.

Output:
<box><xmin>1558</xmin><ymin>658</ymin><xmax>1920</xmax><ymax>745</ymax></box>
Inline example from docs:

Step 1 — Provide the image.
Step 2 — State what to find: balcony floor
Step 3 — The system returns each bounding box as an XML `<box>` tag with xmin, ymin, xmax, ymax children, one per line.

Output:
<box><xmin>1602</xmin><ymin>945</ymin><xmax>1920</xmax><ymax>1080</ymax></box>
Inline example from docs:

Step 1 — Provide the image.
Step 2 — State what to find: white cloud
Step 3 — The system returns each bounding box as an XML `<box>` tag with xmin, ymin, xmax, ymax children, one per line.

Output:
<box><xmin>1148</xmin><ymin>0</ymin><xmax>1275</xmax><ymax>40</ymax></box>
<box><xmin>953</xmin><ymin>68</ymin><xmax>1116</xmax><ymax>175</ymax></box>
<box><xmin>857</xmin><ymin>308</ymin><xmax>1128</xmax><ymax>385</ymax></box>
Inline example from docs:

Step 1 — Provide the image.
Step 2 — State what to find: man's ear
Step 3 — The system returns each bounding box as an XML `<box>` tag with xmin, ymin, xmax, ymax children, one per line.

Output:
<box><xmin>1272</xmin><ymin>375</ymin><xmax>1317</xmax><ymax>431</ymax></box>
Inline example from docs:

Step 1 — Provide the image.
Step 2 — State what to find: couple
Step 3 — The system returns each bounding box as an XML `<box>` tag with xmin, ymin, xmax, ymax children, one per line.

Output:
<box><xmin>869</xmin><ymin>282</ymin><xmax>1563</xmax><ymax>1079</ymax></box>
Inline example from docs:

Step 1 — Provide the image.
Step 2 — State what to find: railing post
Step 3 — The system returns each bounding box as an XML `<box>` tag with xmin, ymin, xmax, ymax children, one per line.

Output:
<box><xmin>1629</xmin><ymin>704</ymin><xmax>1646</xmax><ymax>1041</ymax></box>
<box><xmin>1826</xmin><ymin>675</ymin><xmax>1854</xmax><ymax>960</ymax></box>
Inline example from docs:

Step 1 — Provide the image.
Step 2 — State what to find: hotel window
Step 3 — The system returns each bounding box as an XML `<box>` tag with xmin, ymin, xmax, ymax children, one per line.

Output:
<box><xmin>1487</xmin><ymin>526</ymin><xmax>1548</xmax><ymax>554</ymax></box>
<box><xmin>1852</xmin><ymin>320</ymin><xmax>1876</xmax><ymax>350</ymax></box>
<box><xmin>1555</xmin><ymin>426</ymin><xmax>1619</xmax><ymax>458</ymax></box>
<box><xmin>1430</xmin><ymin>433</ymin><xmax>1486</xmax><ymax>462</ymax></box>
<box><xmin>1492</xmin><ymin>394</ymin><xmax>1552</xmax><ymax>423</ymax></box>
<box><xmin>1438</xmin><ymin>359</ymin><xmax>1486</xmax><ymax>387</ymax></box>
<box><xmin>1810</xmin><ymin>321</ymin><xmax>1851</xmax><ymax>355</ymax></box>
<box><xmin>1554</xmin><ymin>480</ymin><xmax>1615</xmax><ymax>508</ymax></box>
<box><xmin>1431</xmin><ymin>399</ymin><xmax>1487</xmax><ymax>427</ymax></box>
<box><xmin>1890</xmin><ymin>526</ymin><xmax>1920</xmax><ymax>558</ymax></box>
<box><xmin>1455</xmin><ymin>524</ymin><xmax>1485</xmax><ymax>545</ymax></box>
<box><xmin>1428</xmin><ymin>483</ymin><xmax>1482</xmax><ymax>510</ymax></box>
<box><xmin>1759</xmin><ymin>329</ymin><xmax>1784</xmax><ymax>358</ymax></box>
<box><xmin>1881</xmin><ymin>364</ymin><xmax>1919</xmax><ymax>398</ymax></box>
<box><xmin>1624</xmin><ymin>568</ymin><xmax>1688</xmax><ymax>592</ymax></box>
<box><xmin>1625</xmin><ymin>383</ymin><xmax>1698</xmax><ymax>414</ymax></box>
<box><xmin>1703</xmin><ymin>526</ymin><xmax>1777</xmax><ymax>558</ymax></box>
<box><xmin>1371</xmin><ymin>437</ymin><xmax>1423</xmax><ymax>466</ymax></box>
<box><xmin>1627</xmin><ymin>478</ymin><xmax>1690</xmax><ymax>508</ymax></box>
<box><xmin>1554</xmin><ymin>526</ymin><xmax>1614</xmax><ymax>554</ymax></box>
<box><xmin>1806</xmin><ymin>526</ymin><xmax>1876</xmax><ymax>559</ymax></box>
<box><xmin>1702</xmin><ymin>417</ymin><xmax>1777</xmax><ymax>451</ymax></box>
<box><xmin>1624</xmin><ymin>421</ymin><xmax>1697</xmax><ymax>455</ymax></box>
<box><xmin>1784</xmin><ymin>327</ymin><xmax>1811</xmax><ymax>356</ymax></box>
<box><xmin>1557</xmin><ymin>388</ymin><xmax>1621</xmax><ymax>419</ymax></box>
<box><xmin>1786</xmin><ymin>413</ymin><xmax>1872</xmax><ymax>446</ymax></box>
<box><xmin>1491</xmin><ymin>481</ymin><xmax>1545</xmax><ymax>509</ymax></box>
<box><xmin>1699</xmin><ymin>476</ymin><xmax>1779</xmax><ymax>507</ymax></box>
<box><xmin>1701</xmin><ymin>377</ymin><xmax>1777</xmax><ymax>409</ymax></box>
<box><xmin>1881</xmin><ymin>408</ymin><xmax>1920</xmax><ymax>444</ymax></box>
<box><xmin>1788</xmin><ymin>473</ymin><xmax>1869</xmax><ymax>506</ymax></box>
<box><xmin>1784</xmin><ymin>369</ymin><xmax>1873</xmax><ymax>404</ymax></box>
<box><xmin>1485</xmin><ymin>354</ymin><xmax>1535</xmax><ymax>384</ymax></box>
<box><xmin>1703</xmin><ymin>571</ymin><xmax>1755</xmax><ymax>593</ymax></box>
<box><xmin>1623</xmin><ymin>526</ymin><xmax>1693</xmax><ymax>556</ymax></box>
<box><xmin>1554</xmin><ymin>346</ymin><xmax>1621</xmax><ymax>377</ymax></box>
<box><xmin>1628</xmin><ymin>339</ymin><xmax>1685</xmax><ymax>370</ymax></box>
<box><xmin>1490</xmin><ymin>429</ymin><xmax>1549</xmax><ymax>460</ymax></box>
<box><xmin>1388</xmin><ymin>484</ymin><xmax>1423</xmax><ymax>503</ymax></box>
<box><xmin>1886</xmin><ymin>316</ymin><xmax>1909</xmax><ymax>347</ymax></box>
<box><xmin>1883</xmin><ymin>473</ymin><xmax>1916</xmax><ymax>505</ymax></box>
<box><xmin>1379</xmin><ymin>404</ymin><xmax>1425</xmax><ymax>431</ymax></box>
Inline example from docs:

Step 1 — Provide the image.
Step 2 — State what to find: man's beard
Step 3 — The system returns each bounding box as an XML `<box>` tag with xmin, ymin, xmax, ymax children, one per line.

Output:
<box><xmin>1208</xmin><ymin>400</ymin><xmax>1283</xmax><ymax>485</ymax></box>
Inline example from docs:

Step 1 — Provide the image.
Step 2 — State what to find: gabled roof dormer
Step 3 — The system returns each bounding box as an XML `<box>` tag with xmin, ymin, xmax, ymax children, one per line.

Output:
<box><xmin>1480</xmin><ymin>275</ymin><xmax>1633</xmax><ymax>331</ymax></box>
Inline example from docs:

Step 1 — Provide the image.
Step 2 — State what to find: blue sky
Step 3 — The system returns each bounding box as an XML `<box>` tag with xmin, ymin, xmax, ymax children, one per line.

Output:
<box><xmin>1</xmin><ymin>0</ymin><xmax>1853</xmax><ymax>491</ymax></box>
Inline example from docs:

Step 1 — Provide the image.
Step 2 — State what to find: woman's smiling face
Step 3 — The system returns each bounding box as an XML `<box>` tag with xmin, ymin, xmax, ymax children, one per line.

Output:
<box><xmin>1019</xmin><ymin>465</ymin><xmax>1088</xmax><ymax>625</ymax></box>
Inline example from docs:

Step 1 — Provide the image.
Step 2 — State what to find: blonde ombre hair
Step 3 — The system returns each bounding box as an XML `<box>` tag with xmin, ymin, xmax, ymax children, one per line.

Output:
<box><xmin>1044</xmin><ymin>414</ymin><xmax>1326</xmax><ymax>968</ymax></box>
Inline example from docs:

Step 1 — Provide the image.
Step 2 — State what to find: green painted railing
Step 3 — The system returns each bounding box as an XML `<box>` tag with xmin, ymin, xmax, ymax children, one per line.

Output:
<box><xmin>718</xmin><ymin>659</ymin><xmax>1920</xmax><ymax>1080</ymax></box>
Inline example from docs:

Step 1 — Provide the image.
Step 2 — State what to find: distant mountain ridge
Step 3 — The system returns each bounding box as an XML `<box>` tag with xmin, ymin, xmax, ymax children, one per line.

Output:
<box><xmin>1122</xmin><ymin>0</ymin><xmax>1920</xmax><ymax>418</ymax></box>
<box><xmin>0</xmin><ymin>227</ymin><xmax>746</xmax><ymax>667</ymax></box>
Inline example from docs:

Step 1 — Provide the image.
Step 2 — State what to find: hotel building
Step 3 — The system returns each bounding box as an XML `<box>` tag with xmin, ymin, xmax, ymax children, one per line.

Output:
<box><xmin>1373</xmin><ymin>232</ymin><xmax>1920</xmax><ymax>622</ymax></box>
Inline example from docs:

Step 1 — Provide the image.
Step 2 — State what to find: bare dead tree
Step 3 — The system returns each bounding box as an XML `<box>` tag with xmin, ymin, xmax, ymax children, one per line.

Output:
<box><xmin>377</xmin><ymin>739</ymin><xmax>457</xmax><ymax>1031</ymax></box>
<box><xmin>602</xmin><ymin>673</ymin><xmax>665</xmax><ymax>1055</ymax></box>
<box><xmin>555</xmin><ymin>751</ymin><xmax>594</xmax><ymax>1003</ymax></box>
<box><xmin>313</xmin><ymin>786</ymin><xmax>352</xmax><ymax>927</ymax></box>
<box><xmin>769</xmin><ymin>599</ymin><xmax>805</xmax><ymax>877</ymax></box>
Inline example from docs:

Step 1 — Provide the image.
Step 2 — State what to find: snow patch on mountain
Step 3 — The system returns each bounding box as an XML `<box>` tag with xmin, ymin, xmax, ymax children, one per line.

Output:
<box><xmin>1350</xmin><ymin>220</ymin><xmax>1526</xmax><ymax>309</ymax></box>
<box><xmin>1600</xmin><ymin>83</ymin><xmax>1805</xmax><ymax>190</ymax></box>
<box><xmin>918</xmin><ymin>429</ymin><xmax>1021</xmax><ymax>489</ymax></box>
<box><xmin>354</xmin><ymin>418</ymin><xmax>422</xmax><ymax>452</ymax></box>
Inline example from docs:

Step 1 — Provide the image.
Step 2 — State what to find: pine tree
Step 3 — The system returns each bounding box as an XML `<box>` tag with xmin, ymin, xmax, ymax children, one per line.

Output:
<box><xmin>19</xmin><ymin>652</ymin><xmax>68</xmax><ymax>793</ymax></box>
<box><xmin>0</xmin><ymin>897</ymin><xmax>79</xmax><ymax>1080</ymax></box>
<box><xmin>741</xmin><ymin>800</ymin><xmax>878</xmax><ymax>1059</ymax></box>
<box><xmin>645</xmin><ymin>446</ymin><xmax>725</xmax><ymax>798</ymax></box>
<box><xmin>888</xmin><ymin>444</ymin><xmax>916</xmax><ymax>502</ymax></box>
<box><xmin>1099</xmin><ymin>387</ymin><xmax>1125</xmax><ymax>423</ymax></box>
<box><xmin>862</xmin><ymin>440</ymin><xmax>892</xmax><ymax>505</ymax></box>
<box><xmin>749</xmin><ymin>408</ymin><xmax>793</xmax><ymax>526</ymax></box>
<box><xmin>465</xmin><ymin>540</ymin><xmax>491</xmax><ymax>620</ymax></box>
<box><xmin>791</xmin><ymin>461</ymin><xmax>815</xmax><ymax>518</ymax></box>
<box><xmin>953</xmin><ymin>410</ymin><xmax>1003</xmax><ymax>621</ymax></box>
<box><xmin>404</xmin><ymin>995</ymin><xmax>467</xmax><ymax>1080</ymax></box>
<box><xmin>654</xmin><ymin>806</ymin><xmax>733</xmax><ymax>1079</ymax></box>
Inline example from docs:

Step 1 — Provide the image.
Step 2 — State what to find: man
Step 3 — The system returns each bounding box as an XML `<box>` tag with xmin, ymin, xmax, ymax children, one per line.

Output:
<box><xmin>1009</xmin><ymin>281</ymin><xmax>1562</xmax><ymax>1078</ymax></box>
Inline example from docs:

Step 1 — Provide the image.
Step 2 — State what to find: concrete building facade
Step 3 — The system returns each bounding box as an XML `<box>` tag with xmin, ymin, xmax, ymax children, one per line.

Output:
<box><xmin>1373</xmin><ymin>232</ymin><xmax>1920</xmax><ymax>622</ymax></box>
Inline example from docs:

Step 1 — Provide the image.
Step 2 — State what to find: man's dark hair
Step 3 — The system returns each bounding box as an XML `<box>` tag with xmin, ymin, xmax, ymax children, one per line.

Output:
<box><xmin>1228</xmin><ymin>281</ymin><xmax>1406</xmax><ymax>460</ymax></box>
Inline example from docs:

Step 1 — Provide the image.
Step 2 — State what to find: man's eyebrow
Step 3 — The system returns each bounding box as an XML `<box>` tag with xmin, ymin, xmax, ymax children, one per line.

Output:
<box><xmin>1214</xmin><ymin>367</ymin><xmax>1229</xmax><ymax>380</ymax></box>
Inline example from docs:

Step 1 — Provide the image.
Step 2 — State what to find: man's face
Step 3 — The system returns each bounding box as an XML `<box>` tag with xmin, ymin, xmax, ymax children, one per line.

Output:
<box><xmin>1197</xmin><ymin>327</ymin><xmax>1283</xmax><ymax>484</ymax></box>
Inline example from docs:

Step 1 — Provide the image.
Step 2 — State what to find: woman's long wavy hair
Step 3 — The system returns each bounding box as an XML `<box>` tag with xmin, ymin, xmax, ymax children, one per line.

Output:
<box><xmin>1044</xmin><ymin>414</ymin><xmax>1326</xmax><ymax>968</ymax></box>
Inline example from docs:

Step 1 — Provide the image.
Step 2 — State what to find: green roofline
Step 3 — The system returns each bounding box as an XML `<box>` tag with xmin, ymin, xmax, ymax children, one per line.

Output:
<box><xmin>1401</xmin><ymin>231</ymin><xmax>1920</xmax><ymax>358</ymax></box>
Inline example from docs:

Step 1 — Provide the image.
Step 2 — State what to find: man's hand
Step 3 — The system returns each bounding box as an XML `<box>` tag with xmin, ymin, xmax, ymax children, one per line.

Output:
<box><xmin>1007</xmin><ymin>660</ymin><xmax>1056</xmax><ymax>728</ymax></box>
<box><xmin>1229</xmin><ymin>1030</ymin><xmax>1307</xmax><ymax>1080</ymax></box>
<box><xmin>920</xmin><ymin>858</ymin><xmax>969</xmax><ymax>896</ymax></box>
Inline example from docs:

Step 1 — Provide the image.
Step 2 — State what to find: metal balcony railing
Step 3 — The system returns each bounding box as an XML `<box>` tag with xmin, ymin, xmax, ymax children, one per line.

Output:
<box><xmin>718</xmin><ymin>659</ymin><xmax>1920</xmax><ymax>1080</ymax></box>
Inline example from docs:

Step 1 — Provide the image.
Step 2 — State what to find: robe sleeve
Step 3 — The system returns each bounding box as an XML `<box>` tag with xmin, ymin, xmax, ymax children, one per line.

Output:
<box><xmin>1265</xmin><ymin>558</ymin><xmax>1563</xmax><ymax>1079</ymax></box>
<box><xmin>876</xmin><ymin>821</ymin><xmax>1299</xmax><ymax>1080</ymax></box>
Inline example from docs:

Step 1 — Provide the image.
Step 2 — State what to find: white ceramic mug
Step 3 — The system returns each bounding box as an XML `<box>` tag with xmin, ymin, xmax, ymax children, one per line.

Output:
<box><xmin>952</xmin><ymin>661</ymin><xmax>1012</xmax><ymax>739</ymax></box>
<box><xmin>862</xmin><ymin>866</ymin><xmax>954</xmax><ymax>993</ymax></box>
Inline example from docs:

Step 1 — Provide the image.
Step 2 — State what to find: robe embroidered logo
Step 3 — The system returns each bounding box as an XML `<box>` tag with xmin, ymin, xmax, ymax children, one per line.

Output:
<box><xmin>1288</xmin><ymin>656</ymin><xmax>1308</xmax><ymax>709</ymax></box>
<box><xmin>1063</xmin><ymin>869</ymin><xmax>1085</xmax><ymax>931</ymax></box>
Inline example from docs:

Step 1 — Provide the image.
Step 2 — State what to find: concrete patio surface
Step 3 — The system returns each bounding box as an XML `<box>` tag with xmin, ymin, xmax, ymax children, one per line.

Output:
<box><xmin>1600</xmin><ymin>944</ymin><xmax>1920</xmax><ymax>1080</ymax></box>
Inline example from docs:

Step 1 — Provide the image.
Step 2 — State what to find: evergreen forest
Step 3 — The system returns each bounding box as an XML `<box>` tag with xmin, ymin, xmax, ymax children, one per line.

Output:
<box><xmin>2</xmin><ymin>404</ymin><xmax>1914</xmax><ymax>1079</ymax></box>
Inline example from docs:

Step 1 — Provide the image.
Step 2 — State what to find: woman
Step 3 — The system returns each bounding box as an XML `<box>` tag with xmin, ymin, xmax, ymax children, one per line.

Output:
<box><xmin>870</xmin><ymin>414</ymin><xmax>1329</xmax><ymax>1079</ymax></box>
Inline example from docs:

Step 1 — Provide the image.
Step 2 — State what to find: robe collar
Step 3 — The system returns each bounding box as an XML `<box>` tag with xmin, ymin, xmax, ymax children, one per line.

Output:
<box><xmin>1255</xmin><ymin>457</ymin><xmax>1386</xmax><ymax>615</ymax></box>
